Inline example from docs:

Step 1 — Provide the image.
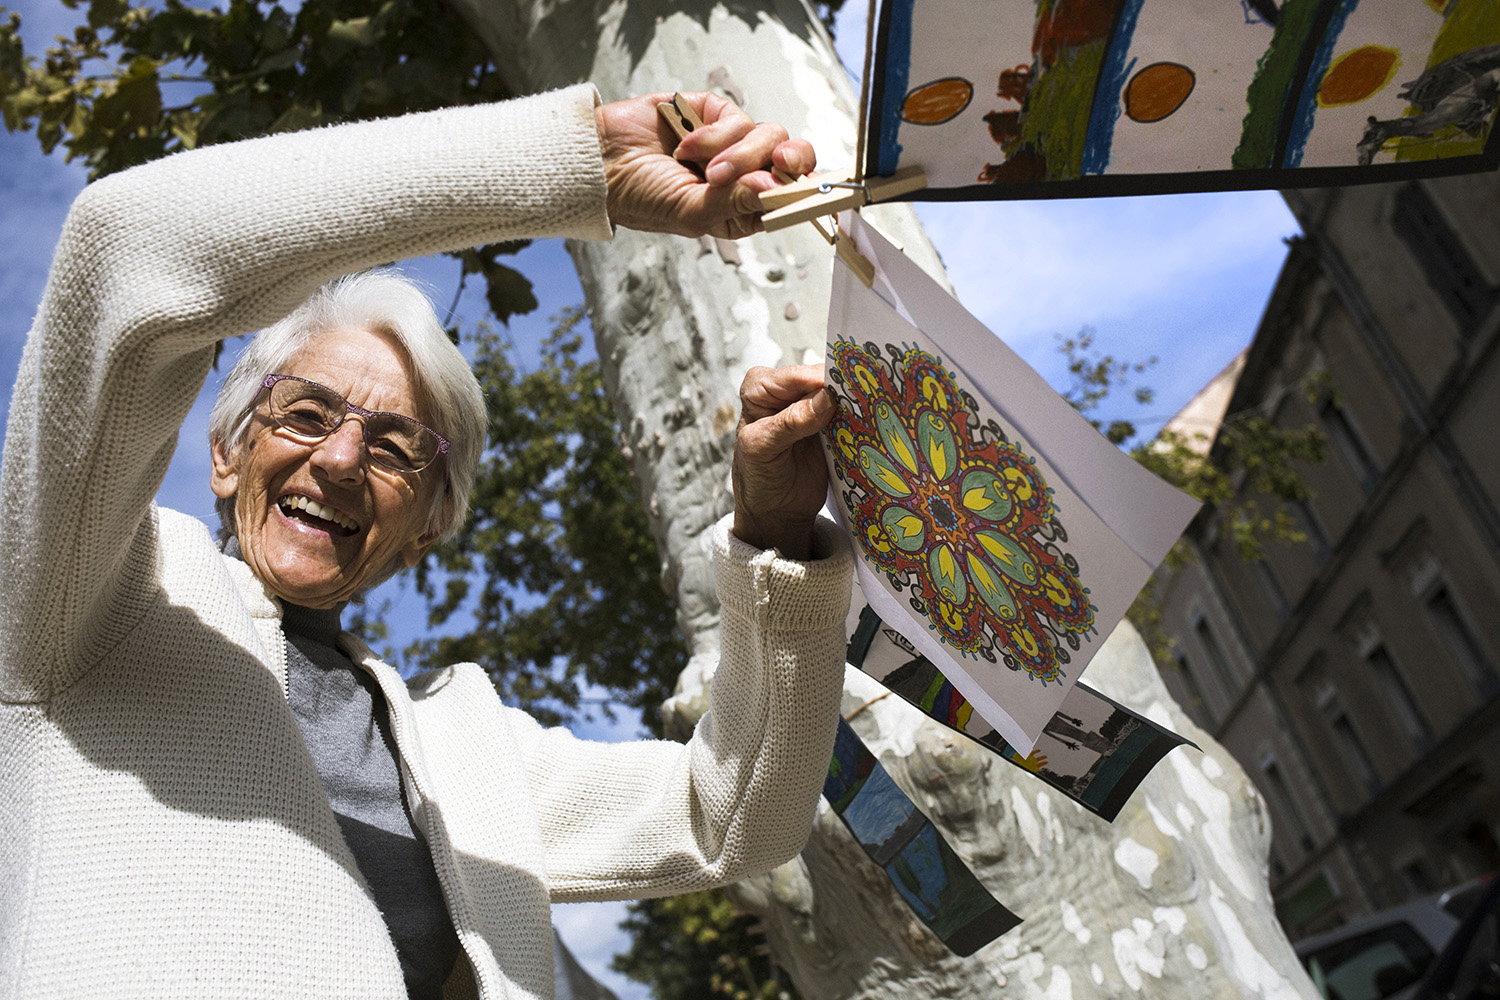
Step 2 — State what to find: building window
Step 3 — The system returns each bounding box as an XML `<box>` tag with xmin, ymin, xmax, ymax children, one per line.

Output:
<box><xmin>1321</xmin><ymin>399</ymin><xmax>1381</xmax><ymax>495</ymax></box>
<box><xmin>1425</xmin><ymin>585</ymin><xmax>1499</xmax><ymax>699</ymax></box>
<box><xmin>1317</xmin><ymin>686</ymin><xmax>1382</xmax><ymax>796</ymax></box>
<box><xmin>1254</xmin><ymin>560</ymin><xmax>1292</xmax><ymax>621</ymax></box>
<box><xmin>1392</xmin><ymin>182</ymin><xmax>1496</xmax><ymax>335</ymax></box>
<box><xmin>1171</xmin><ymin>650</ymin><xmax>1215</xmax><ymax>728</ymax></box>
<box><xmin>1278</xmin><ymin>869</ymin><xmax>1339</xmax><ymax>933</ymax></box>
<box><xmin>1261</xmin><ymin>754</ymin><xmax>1316</xmax><ymax>853</ymax></box>
<box><xmin>1293</xmin><ymin>500</ymin><xmax>1332</xmax><ymax>564</ymax></box>
<box><xmin>1194</xmin><ymin>613</ymin><xmax>1239</xmax><ymax>696</ymax></box>
<box><xmin>1367</xmin><ymin>643</ymin><xmax>1434</xmax><ymax>751</ymax></box>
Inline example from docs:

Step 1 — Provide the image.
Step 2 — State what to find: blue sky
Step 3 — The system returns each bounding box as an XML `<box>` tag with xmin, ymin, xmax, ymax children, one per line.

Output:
<box><xmin>0</xmin><ymin>2</ymin><xmax>1299</xmax><ymax>995</ymax></box>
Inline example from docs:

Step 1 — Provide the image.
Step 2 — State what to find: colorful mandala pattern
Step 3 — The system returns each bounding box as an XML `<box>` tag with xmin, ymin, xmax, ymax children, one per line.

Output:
<box><xmin>827</xmin><ymin>338</ymin><xmax>1096</xmax><ymax>683</ymax></box>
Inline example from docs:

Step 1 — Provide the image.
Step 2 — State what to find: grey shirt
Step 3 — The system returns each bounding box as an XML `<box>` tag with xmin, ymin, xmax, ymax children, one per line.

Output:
<box><xmin>278</xmin><ymin>595</ymin><xmax>461</xmax><ymax>998</ymax></box>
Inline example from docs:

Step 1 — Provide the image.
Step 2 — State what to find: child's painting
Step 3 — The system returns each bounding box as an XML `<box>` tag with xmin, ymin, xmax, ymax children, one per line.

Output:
<box><xmin>866</xmin><ymin>0</ymin><xmax>1500</xmax><ymax>199</ymax></box>
<box><xmin>823</xmin><ymin>213</ymin><xmax>1199</xmax><ymax>754</ymax></box>
<box><xmin>824</xmin><ymin>717</ymin><xmax>1021</xmax><ymax>953</ymax></box>
<box><xmin>847</xmin><ymin>605</ymin><xmax>1197</xmax><ymax>822</ymax></box>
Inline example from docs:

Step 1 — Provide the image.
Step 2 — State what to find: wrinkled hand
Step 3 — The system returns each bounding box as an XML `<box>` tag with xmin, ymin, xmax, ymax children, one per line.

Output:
<box><xmin>595</xmin><ymin>92</ymin><xmax>815</xmax><ymax>239</ymax></box>
<box><xmin>732</xmin><ymin>364</ymin><xmax>836</xmax><ymax>560</ymax></box>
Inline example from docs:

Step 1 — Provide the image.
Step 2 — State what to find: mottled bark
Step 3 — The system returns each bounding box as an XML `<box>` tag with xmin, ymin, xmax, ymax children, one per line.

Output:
<box><xmin>447</xmin><ymin>1</ymin><xmax>1319</xmax><ymax>996</ymax></box>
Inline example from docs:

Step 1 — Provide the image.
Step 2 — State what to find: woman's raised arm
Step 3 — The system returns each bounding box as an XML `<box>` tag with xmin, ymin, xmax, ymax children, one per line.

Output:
<box><xmin>0</xmin><ymin>85</ymin><xmax>808</xmax><ymax>703</ymax></box>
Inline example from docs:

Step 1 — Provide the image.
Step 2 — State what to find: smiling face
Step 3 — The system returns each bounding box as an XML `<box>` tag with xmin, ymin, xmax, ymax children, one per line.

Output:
<box><xmin>210</xmin><ymin>326</ymin><xmax>443</xmax><ymax>609</ymax></box>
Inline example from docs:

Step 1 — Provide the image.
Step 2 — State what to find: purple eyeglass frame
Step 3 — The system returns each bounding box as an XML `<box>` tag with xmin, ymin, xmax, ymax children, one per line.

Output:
<box><xmin>259</xmin><ymin>373</ymin><xmax>450</xmax><ymax>467</ymax></box>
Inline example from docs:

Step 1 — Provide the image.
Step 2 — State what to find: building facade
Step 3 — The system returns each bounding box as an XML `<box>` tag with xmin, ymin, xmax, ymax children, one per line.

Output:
<box><xmin>1152</xmin><ymin>172</ymin><xmax>1500</xmax><ymax>939</ymax></box>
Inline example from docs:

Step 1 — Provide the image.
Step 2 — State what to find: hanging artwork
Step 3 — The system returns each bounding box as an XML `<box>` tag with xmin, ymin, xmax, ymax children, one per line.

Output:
<box><xmin>824</xmin><ymin>717</ymin><xmax>1022</xmax><ymax>953</ymax></box>
<box><xmin>864</xmin><ymin>0</ymin><xmax>1500</xmax><ymax>199</ymax></box>
<box><xmin>847</xmin><ymin>605</ymin><xmax>1197</xmax><ymax>822</ymax></box>
<box><xmin>822</xmin><ymin>213</ymin><xmax>1199</xmax><ymax>754</ymax></box>
<box><xmin>828</xmin><ymin>339</ymin><xmax>1096</xmax><ymax>682</ymax></box>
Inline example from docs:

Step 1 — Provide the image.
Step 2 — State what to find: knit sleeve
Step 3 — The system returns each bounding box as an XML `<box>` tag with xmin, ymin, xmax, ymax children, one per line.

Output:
<box><xmin>518</xmin><ymin>514</ymin><xmax>853</xmax><ymax>900</ymax></box>
<box><xmin>0</xmin><ymin>86</ymin><xmax>612</xmax><ymax>704</ymax></box>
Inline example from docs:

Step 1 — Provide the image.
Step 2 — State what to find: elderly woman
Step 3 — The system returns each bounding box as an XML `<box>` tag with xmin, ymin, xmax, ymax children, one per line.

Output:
<box><xmin>0</xmin><ymin>86</ymin><xmax>851</xmax><ymax>999</ymax></box>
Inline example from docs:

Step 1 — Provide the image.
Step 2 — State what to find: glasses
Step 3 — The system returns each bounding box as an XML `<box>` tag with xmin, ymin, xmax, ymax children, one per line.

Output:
<box><xmin>259</xmin><ymin>374</ymin><xmax>450</xmax><ymax>474</ymax></box>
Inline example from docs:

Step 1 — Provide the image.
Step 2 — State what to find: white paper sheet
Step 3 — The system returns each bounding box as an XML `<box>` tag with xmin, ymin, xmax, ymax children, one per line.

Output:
<box><xmin>822</xmin><ymin>213</ymin><xmax>1199</xmax><ymax>753</ymax></box>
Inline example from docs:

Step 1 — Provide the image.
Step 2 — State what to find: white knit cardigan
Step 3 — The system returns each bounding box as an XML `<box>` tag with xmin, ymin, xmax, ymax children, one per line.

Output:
<box><xmin>0</xmin><ymin>86</ymin><xmax>852</xmax><ymax>999</ymax></box>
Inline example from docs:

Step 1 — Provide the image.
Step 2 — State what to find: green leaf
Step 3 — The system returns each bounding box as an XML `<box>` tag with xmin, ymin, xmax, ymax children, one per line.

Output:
<box><xmin>258</xmin><ymin>47</ymin><xmax>301</xmax><ymax>74</ymax></box>
<box><xmin>85</xmin><ymin>0</ymin><xmax>128</xmax><ymax>32</ymax></box>
<box><xmin>0</xmin><ymin>11</ymin><xmax>25</xmax><ymax>84</ymax></box>
<box><xmin>322</xmin><ymin>15</ymin><xmax>376</xmax><ymax>61</ymax></box>
<box><xmin>480</xmin><ymin>261</ymin><xmax>539</xmax><ymax>325</ymax></box>
<box><xmin>613</xmin><ymin>889</ymin><xmax>800</xmax><ymax>1000</ymax></box>
<box><xmin>267</xmin><ymin>100</ymin><xmax>319</xmax><ymax>134</ymax></box>
<box><xmin>91</xmin><ymin>53</ymin><xmax>162</xmax><ymax>131</ymax></box>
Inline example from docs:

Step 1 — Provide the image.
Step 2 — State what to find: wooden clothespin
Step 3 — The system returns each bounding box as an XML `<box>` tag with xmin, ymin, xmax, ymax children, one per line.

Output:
<box><xmin>774</xmin><ymin>213</ymin><xmax>874</xmax><ymax>287</ymax></box>
<box><xmin>759</xmin><ymin>166</ymin><xmax>927</xmax><ymax>231</ymax></box>
<box><xmin>757</xmin><ymin>168</ymin><xmax>923</xmax><ymax>287</ymax></box>
<box><xmin>759</xmin><ymin>167</ymin><xmax>925</xmax><ymax>288</ymax></box>
<box><xmin>657</xmin><ymin>92</ymin><xmax>796</xmax><ymax>183</ymax></box>
<box><xmin>834</xmin><ymin>227</ymin><xmax>877</xmax><ymax>288</ymax></box>
<box><xmin>655</xmin><ymin>95</ymin><xmax>924</xmax><ymax>287</ymax></box>
<box><xmin>657</xmin><ymin>92</ymin><xmax>704</xmax><ymax>143</ymax></box>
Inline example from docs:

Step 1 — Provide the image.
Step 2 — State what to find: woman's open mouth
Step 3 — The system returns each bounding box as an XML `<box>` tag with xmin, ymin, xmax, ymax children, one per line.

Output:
<box><xmin>278</xmin><ymin>494</ymin><xmax>359</xmax><ymax>536</ymax></box>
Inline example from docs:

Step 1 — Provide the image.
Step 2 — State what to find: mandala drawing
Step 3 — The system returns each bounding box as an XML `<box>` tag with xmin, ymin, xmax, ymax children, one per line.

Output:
<box><xmin>826</xmin><ymin>338</ymin><xmax>1097</xmax><ymax>684</ymax></box>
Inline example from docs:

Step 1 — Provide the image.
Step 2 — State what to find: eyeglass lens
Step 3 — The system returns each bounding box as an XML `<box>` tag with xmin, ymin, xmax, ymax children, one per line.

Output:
<box><xmin>267</xmin><ymin>377</ymin><xmax>441</xmax><ymax>473</ymax></box>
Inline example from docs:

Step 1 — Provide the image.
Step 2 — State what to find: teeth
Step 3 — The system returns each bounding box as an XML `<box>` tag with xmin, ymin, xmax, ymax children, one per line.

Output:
<box><xmin>280</xmin><ymin>495</ymin><xmax>357</xmax><ymax>532</ymax></box>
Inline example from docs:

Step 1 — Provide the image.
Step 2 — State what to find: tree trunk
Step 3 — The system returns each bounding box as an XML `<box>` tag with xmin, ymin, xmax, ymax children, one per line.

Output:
<box><xmin>446</xmin><ymin>1</ymin><xmax>1319</xmax><ymax>996</ymax></box>
<box><xmin>447</xmin><ymin>0</ymin><xmax>939</xmax><ymax>688</ymax></box>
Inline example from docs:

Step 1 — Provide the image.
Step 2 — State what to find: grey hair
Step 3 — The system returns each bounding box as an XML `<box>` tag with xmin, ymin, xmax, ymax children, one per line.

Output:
<box><xmin>208</xmin><ymin>268</ymin><xmax>487</xmax><ymax>548</ymax></box>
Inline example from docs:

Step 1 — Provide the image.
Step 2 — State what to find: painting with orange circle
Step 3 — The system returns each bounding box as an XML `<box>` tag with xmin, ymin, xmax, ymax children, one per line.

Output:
<box><xmin>864</xmin><ymin>0</ymin><xmax>1500</xmax><ymax>199</ymax></box>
